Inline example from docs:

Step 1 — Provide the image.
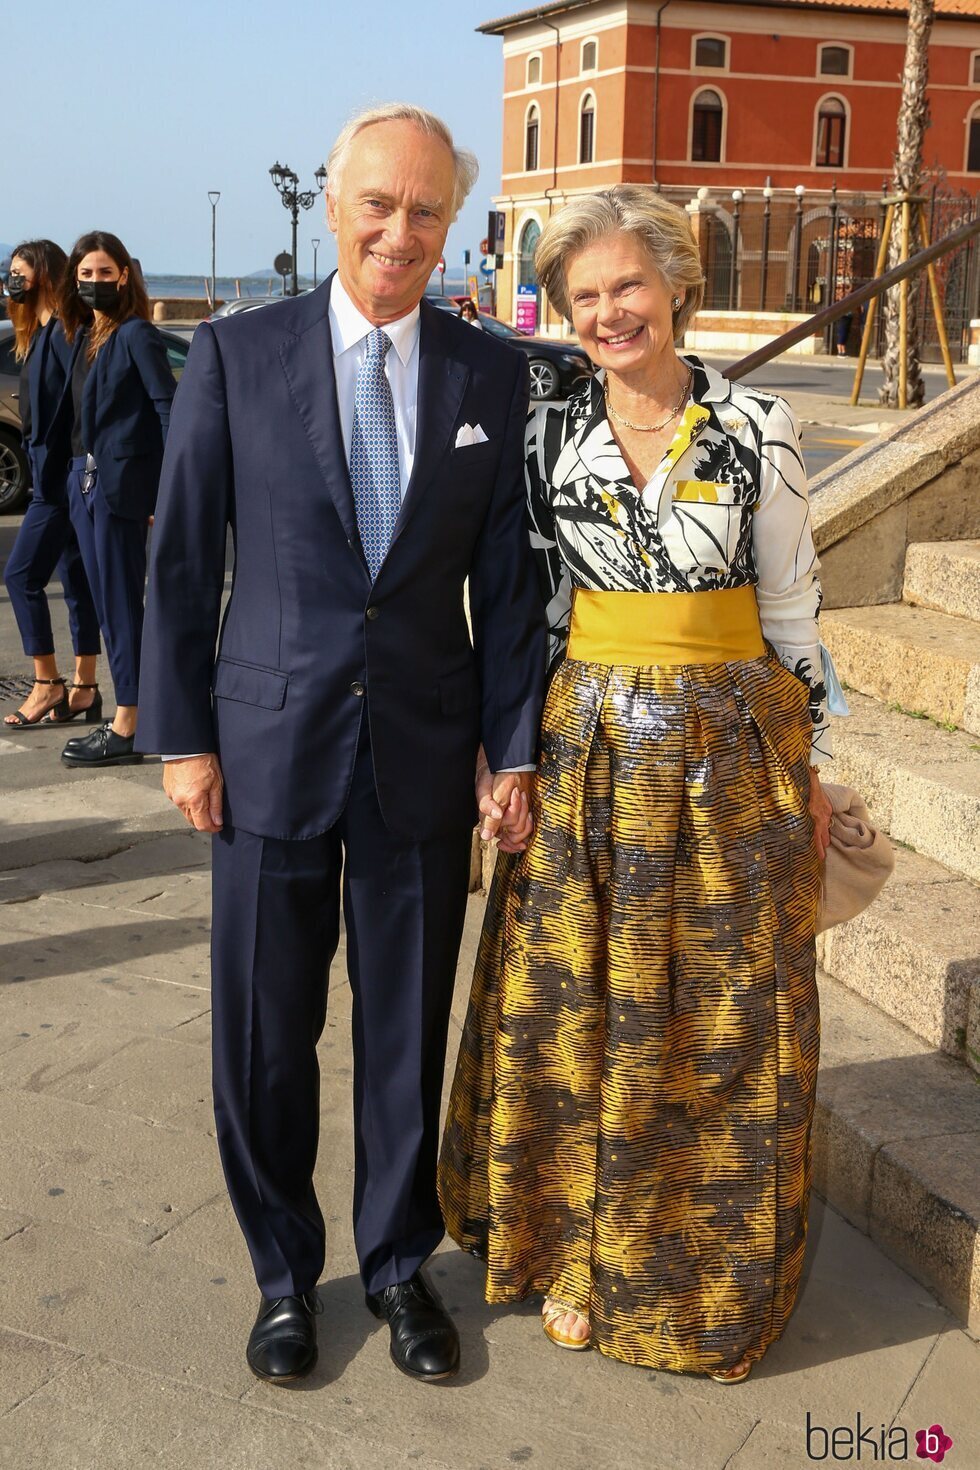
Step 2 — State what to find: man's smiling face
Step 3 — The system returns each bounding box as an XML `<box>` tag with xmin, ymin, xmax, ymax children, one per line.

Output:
<box><xmin>327</xmin><ymin>119</ymin><xmax>456</xmax><ymax>325</ymax></box>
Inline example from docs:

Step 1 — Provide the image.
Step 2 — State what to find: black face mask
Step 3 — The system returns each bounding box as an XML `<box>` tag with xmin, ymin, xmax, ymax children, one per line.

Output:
<box><xmin>6</xmin><ymin>273</ymin><xmax>31</xmax><ymax>303</ymax></box>
<box><xmin>77</xmin><ymin>279</ymin><xmax>122</xmax><ymax>312</ymax></box>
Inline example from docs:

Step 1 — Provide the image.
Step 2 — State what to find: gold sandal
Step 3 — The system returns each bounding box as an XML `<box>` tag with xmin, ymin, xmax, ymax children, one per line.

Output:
<box><xmin>708</xmin><ymin>1357</ymin><xmax>753</xmax><ymax>1384</ymax></box>
<box><xmin>542</xmin><ymin>1297</ymin><xmax>592</xmax><ymax>1351</ymax></box>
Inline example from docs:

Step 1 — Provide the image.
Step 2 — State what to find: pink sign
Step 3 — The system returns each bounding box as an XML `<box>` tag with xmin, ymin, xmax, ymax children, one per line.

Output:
<box><xmin>515</xmin><ymin>285</ymin><xmax>538</xmax><ymax>335</ymax></box>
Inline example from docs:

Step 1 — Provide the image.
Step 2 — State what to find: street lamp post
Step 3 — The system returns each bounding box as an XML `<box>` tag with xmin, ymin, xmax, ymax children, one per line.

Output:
<box><xmin>269</xmin><ymin>161</ymin><xmax>327</xmax><ymax>295</ymax></box>
<box><xmin>311</xmin><ymin>238</ymin><xmax>320</xmax><ymax>289</ymax></box>
<box><xmin>208</xmin><ymin>191</ymin><xmax>220</xmax><ymax>312</ymax></box>
<box><xmin>729</xmin><ymin>189</ymin><xmax>743</xmax><ymax>311</ymax></box>
<box><xmin>760</xmin><ymin>179</ymin><xmax>773</xmax><ymax>311</ymax></box>
<box><xmin>791</xmin><ymin>183</ymin><xmax>806</xmax><ymax>312</ymax></box>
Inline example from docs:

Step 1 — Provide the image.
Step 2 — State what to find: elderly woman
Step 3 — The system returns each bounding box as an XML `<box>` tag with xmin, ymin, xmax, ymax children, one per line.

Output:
<box><xmin>438</xmin><ymin>186</ymin><xmax>846</xmax><ymax>1382</ymax></box>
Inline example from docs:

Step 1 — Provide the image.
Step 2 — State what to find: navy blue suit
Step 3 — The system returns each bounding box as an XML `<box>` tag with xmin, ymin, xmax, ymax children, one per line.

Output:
<box><xmin>64</xmin><ymin>318</ymin><xmax>175</xmax><ymax>704</ymax></box>
<box><xmin>137</xmin><ymin>279</ymin><xmax>546</xmax><ymax>1297</ymax></box>
<box><xmin>3</xmin><ymin>319</ymin><xmax>100</xmax><ymax>658</ymax></box>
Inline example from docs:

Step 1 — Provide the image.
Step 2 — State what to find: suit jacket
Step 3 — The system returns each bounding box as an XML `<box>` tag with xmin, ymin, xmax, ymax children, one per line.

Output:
<box><xmin>60</xmin><ymin>317</ymin><xmax>175</xmax><ymax>520</ymax></box>
<box><xmin>26</xmin><ymin>318</ymin><xmax>73</xmax><ymax>503</ymax></box>
<box><xmin>136</xmin><ymin>278</ymin><xmax>546</xmax><ymax>842</ymax></box>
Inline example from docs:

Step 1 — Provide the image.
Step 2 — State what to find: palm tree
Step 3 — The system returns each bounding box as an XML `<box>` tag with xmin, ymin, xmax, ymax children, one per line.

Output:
<box><xmin>879</xmin><ymin>0</ymin><xmax>935</xmax><ymax>408</ymax></box>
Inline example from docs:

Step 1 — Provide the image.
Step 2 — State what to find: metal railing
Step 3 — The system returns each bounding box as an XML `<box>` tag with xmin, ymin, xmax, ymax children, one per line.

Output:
<box><xmin>723</xmin><ymin>211</ymin><xmax>980</xmax><ymax>387</ymax></box>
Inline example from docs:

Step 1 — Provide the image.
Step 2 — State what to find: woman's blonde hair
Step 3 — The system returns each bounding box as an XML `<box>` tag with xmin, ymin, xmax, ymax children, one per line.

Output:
<box><xmin>535</xmin><ymin>186</ymin><xmax>705</xmax><ymax>339</ymax></box>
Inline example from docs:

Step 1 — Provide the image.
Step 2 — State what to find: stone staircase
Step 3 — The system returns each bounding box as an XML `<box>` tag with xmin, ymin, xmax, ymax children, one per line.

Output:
<box><xmin>815</xmin><ymin>539</ymin><xmax>980</xmax><ymax>1332</ymax></box>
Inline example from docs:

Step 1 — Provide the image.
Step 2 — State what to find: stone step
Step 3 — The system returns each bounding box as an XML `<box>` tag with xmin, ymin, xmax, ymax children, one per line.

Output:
<box><xmin>821</xmin><ymin>602</ymin><xmax>980</xmax><ymax>736</ymax></box>
<box><xmin>823</xmin><ymin>691</ymin><xmax>980</xmax><ymax>883</ymax></box>
<box><xmin>817</xmin><ymin>846</ymin><xmax>980</xmax><ymax>1067</ymax></box>
<box><xmin>814</xmin><ymin>968</ymin><xmax>980</xmax><ymax>1332</ymax></box>
<box><xmin>904</xmin><ymin>539</ymin><xmax>980</xmax><ymax>624</ymax></box>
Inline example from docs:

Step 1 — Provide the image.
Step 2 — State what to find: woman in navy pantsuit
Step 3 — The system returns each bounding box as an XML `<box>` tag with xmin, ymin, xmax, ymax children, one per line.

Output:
<box><xmin>58</xmin><ymin>232</ymin><xmax>175</xmax><ymax>768</ymax></box>
<box><xmin>3</xmin><ymin>240</ymin><xmax>102</xmax><ymax>728</ymax></box>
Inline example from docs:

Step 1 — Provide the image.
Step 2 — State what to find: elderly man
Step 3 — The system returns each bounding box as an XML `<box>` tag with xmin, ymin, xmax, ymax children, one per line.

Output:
<box><xmin>137</xmin><ymin>104</ymin><xmax>544</xmax><ymax>1383</ymax></box>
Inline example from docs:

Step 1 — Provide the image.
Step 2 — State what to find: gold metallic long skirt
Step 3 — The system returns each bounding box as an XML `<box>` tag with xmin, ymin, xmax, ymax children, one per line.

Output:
<box><xmin>439</xmin><ymin>588</ymin><xmax>821</xmax><ymax>1374</ymax></box>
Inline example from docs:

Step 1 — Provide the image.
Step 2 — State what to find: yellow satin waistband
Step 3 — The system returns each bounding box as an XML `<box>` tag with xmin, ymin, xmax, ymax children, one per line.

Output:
<box><xmin>566</xmin><ymin>586</ymin><xmax>765</xmax><ymax>666</ymax></box>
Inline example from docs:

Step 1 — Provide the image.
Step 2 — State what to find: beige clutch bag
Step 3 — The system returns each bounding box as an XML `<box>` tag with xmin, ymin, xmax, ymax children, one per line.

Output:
<box><xmin>816</xmin><ymin>782</ymin><xmax>895</xmax><ymax>934</ymax></box>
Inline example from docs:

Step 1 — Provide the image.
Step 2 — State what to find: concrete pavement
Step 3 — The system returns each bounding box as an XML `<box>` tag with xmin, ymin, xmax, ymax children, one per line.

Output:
<box><xmin>0</xmin><ymin>711</ymin><xmax>978</xmax><ymax>1468</ymax></box>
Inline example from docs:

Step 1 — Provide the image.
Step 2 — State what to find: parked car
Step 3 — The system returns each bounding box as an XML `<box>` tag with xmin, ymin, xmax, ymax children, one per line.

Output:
<box><xmin>425</xmin><ymin>297</ymin><xmax>593</xmax><ymax>400</ymax></box>
<box><xmin>209</xmin><ymin>291</ymin><xmax>311</xmax><ymax>320</ymax></box>
<box><xmin>0</xmin><ymin>323</ymin><xmax>190</xmax><ymax>513</ymax></box>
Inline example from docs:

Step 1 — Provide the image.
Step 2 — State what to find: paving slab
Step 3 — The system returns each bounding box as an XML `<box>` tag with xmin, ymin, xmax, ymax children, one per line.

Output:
<box><xmin>0</xmin><ymin>1328</ymin><xmax>79</xmax><ymax>1417</ymax></box>
<box><xmin>1</xmin><ymin>895</ymin><xmax>212</xmax><ymax>989</ymax></box>
<box><xmin>0</xmin><ymin>774</ymin><xmax>185</xmax><ymax>870</ymax></box>
<box><xmin>0</xmin><ymin>1091</ymin><xmax>224</xmax><ymax>1245</ymax></box>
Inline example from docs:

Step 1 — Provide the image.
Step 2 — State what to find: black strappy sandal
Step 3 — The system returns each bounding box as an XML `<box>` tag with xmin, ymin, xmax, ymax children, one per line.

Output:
<box><xmin>45</xmin><ymin>681</ymin><xmax>103</xmax><ymax>726</ymax></box>
<box><xmin>3</xmin><ymin>676</ymin><xmax>69</xmax><ymax>729</ymax></box>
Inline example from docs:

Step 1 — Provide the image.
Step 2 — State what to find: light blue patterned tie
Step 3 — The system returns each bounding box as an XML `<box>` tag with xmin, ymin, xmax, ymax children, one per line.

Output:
<box><xmin>350</xmin><ymin>328</ymin><xmax>400</xmax><ymax>580</ymax></box>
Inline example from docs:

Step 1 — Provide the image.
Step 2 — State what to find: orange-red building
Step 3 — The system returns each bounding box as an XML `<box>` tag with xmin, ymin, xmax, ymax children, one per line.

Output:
<box><xmin>479</xmin><ymin>0</ymin><xmax>980</xmax><ymax>332</ymax></box>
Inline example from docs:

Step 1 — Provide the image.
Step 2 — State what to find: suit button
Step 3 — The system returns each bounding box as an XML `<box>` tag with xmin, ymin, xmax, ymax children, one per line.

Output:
<box><xmin>366</xmin><ymin>606</ymin><xmax>380</xmax><ymax>621</ymax></box>
<box><xmin>350</xmin><ymin>681</ymin><xmax>365</xmax><ymax>698</ymax></box>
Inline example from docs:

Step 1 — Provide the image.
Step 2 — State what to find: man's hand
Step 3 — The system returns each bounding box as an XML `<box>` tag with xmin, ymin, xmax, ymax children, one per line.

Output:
<box><xmin>476</xmin><ymin>761</ymin><xmax>534</xmax><ymax>853</ymax></box>
<box><xmin>163</xmin><ymin>754</ymin><xmax>224</xmax><ymax>834</ymax></box>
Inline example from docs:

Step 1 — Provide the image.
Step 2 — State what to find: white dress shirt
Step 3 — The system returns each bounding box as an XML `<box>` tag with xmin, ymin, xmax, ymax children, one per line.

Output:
<box><xmin>329</xmin><ymin>274</ymin><xmax>421</xmax><ymax>500</ymax></box>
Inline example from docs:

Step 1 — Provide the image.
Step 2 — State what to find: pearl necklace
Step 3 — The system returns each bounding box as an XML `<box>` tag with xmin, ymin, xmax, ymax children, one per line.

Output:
<box><xmin>603</xmin><ymin>369</ymin><xmax>693</xmax><ymax>433</ymax></box>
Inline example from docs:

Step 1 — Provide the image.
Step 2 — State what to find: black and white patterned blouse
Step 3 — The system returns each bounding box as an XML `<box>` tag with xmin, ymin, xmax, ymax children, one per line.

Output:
<box><xmin>525</xmin><ymin>354</ymin><xmax>847</xmax><ymax>763</ymax></box>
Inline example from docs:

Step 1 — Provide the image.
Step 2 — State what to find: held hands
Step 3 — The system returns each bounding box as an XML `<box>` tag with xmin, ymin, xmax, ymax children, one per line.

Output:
<box><xmin>475</xmin><ymin>748</ymin><xmax>534</xmax><ymax>853</ymax></box>
<box><xmin>809</xmin><ymin>768</ymin><xmax>832</xmax><ymax>862</ymax></box>
<box><xmin>163</xmin><ymin>754</ymin><xmax>224</xmax><ymax>834</ymax></box>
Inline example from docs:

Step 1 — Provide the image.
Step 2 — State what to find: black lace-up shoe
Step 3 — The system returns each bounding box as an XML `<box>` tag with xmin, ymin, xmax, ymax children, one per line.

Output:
<box><xmin>61</xmin><ymin>721</ymin><xmax>143</xmax><ymax>767</ymax></box>
<box><xmin>365</xmin><ymin>1270</ymin><xmax>460</xmax><ymax>1381</ymax></box>
<box><xmin>246</xmin><ymin>1291</ymin><xmax>321</xmax><ymax>1383</ymax></box>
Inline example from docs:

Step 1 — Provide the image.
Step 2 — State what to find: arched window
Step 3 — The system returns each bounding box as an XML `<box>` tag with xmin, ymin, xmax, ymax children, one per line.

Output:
<box><xmin>518</xmin><ymin>219</ymin><xmax>541</xmax><ymax>288</ymax></box>
<box><xmin>691</xmin><ymin>89</ymin><xmax>723</xmax><ymax>162</ymax></box>
<box><xmin>525</xmin><ymin>104</ymin><xmax>540</xmax><ymax>172</ymax></box>
<box><xmin>579</xmin><ymin>93</ymin><xmax>596</xmax><ymax>165</ymax></box>
<box><xmin>527</xmin><ymin>53</ymin><xmax>541</xmax><ymax>86</ymax></box>
<box><xmin>971</xmin><ymin>51</ymin><xmax>980</xmax><ymax>86</ymax></box>
<box><xmin>815</xmin><ymin>96</ymin><xmax>846</xmax><ymax>167</ymax></box>
<box><xmin>694</xmin><ymin>35</ymin><xmax>728</xmax><ymax>69</ymax></box>
<box><xmin>819</xmin><ymin>45</ymin><xmax>851</xmax><ymax>77</ymax></box>
<box><xmin>581</xmin><ymin>38</ymin><xmax>598</xmax><ymax>73</ymax></box>
<box><xmin>967</xmin><ymin>105</ymin><xmax>980</xmax><ymax>171</ymax></box>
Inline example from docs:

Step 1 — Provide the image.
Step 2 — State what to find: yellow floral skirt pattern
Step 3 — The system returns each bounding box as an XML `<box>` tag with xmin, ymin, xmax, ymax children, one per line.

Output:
<box><xmin>438</xmin><ymin>651</ymin><xmax>820</xmax><ymax>1373</ymax></box>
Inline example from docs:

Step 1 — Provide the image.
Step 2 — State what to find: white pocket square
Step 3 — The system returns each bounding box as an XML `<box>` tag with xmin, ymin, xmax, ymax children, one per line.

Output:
<box><xmin>455</xmin><ymin>422</ymin><xmax>489</xmax><ymax>448</ymax></box>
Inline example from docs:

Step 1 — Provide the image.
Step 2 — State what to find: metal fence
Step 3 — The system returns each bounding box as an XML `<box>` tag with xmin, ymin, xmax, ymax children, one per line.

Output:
<box><xmin>657</xmin><ymin>183</ymin><xmax>980</xmax><ymax>363</ymax></box>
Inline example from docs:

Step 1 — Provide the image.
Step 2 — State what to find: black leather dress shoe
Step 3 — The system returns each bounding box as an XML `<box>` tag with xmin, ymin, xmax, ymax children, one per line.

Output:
<box><xmin>61</xmin><ymin>721</ymin><xmax>144</xmax><ymax>767</ymax></box>
<box><xmin>365</xmin><ymin>1270</ymin><xmax>460</xmax><ymax>1381</ymax></box>
<box><xmin>246</xmin><ymin>1291</ymin><xmax>320</xmax><ymax>1383</ymax></box>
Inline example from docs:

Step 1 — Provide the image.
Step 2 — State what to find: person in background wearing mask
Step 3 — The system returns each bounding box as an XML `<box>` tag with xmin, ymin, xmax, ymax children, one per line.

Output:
<box><xmin>57</xmin><ymin>231</ymin><xmax>175</xmax><ymax>767</ymax></box>
<box><xmin>3</xmin><ymin>240</ymin><xmax>102</xmax><ymax>728</ymax></box>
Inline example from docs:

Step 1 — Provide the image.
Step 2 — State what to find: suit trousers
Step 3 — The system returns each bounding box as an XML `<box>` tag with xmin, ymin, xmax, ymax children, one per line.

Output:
<box><xmin>4</xmin><ymin>462</ymin><xmax>101</xmax><ymax>659</ymax></box>
<box><xmin>67</xmin><ymin>457</ymin><xmax>148</xmax><ymax>705</ymax></box>
<box><xmin>210</xmin><ymin>725</ymin><xmax>473</xmax><ymax>1298</ymax></box>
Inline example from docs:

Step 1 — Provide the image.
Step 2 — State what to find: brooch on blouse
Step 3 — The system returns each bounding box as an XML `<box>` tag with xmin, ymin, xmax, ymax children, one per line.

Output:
<box><xmin>724</xmin><ymin>415</ymin><xmax>747</xmax><ymax>432</ymax></box>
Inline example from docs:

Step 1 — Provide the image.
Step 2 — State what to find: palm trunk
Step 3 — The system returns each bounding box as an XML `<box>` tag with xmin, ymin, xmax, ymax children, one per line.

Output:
<box><xmin>879</xmin><ymin>0</ymin><xmax>935</xmax><ymax>408</ymax></box>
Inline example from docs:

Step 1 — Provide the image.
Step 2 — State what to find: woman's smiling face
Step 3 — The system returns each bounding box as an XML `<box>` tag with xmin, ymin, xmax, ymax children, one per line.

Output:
<box><xmin>566</xmin><ymin>232</ymin><xmax>684</xmax><ymax>378</ymax></box>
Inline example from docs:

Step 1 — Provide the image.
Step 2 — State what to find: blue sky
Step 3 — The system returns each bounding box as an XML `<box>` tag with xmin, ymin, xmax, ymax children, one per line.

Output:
<box><xmin>4</xmin><ymin>0</ymin><xmax>509</xmax><ymax>278</ymax></box>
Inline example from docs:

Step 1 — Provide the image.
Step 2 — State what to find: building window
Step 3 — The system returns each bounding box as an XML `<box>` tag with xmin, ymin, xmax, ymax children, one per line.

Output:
<box><xmin>525</xmin><ymin>104</ymin><xmax>540</xmax><ymax>172</ymax></box>
<box><xmin>581</xmin><ymin>38</ymin><xmax>598</xmax><ymax>73</ymax></box>
<box><xmin>972</xmin><ymin>52</ymin><xmax>980</xmax><ymax>85</ymax></box>
<box><xmin>968</xmin><ymin>109</ymin><xmax>980</xmax><ymax>171</ymax></box>
<box><xmin>579</xmin><ymin>93</ymin><xmax>596</xmax><ymax>165</ymax></box>
<box><xmin>518</xmin><ymin>219</ymin><xmax>541</xmax><ymax>288</ymax></box>
<box><xmin>694</xmin><ymin>35</ymin><xmax>728</xmax><ymax>70</ymax></box>
<box><xmin>815</xmin><ymin>97</ymin><xmax>846</xmax><ymax>167</ymax></box>
<box><xmin>527</xmin><ymin>53</ymin><xmax>541</xmax><ymax>86</ymax></box>
<box><xmin>692</xmin><ymin>89</ymin><xmax>723</xmax><ymax>162</ymax></box>
<box><xmin>819</xmin><ymin>45</ymin><xmax>851</xmax><ymax>77</ymax></box>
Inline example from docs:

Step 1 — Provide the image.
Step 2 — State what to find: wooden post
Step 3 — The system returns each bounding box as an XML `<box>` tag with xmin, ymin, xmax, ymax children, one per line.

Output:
<box><xmin>851</xmin><ymin>203</ymin><xmax>896</xmax><ymax>405</ymax></box>
<box><xmin>917</xmin><ymin>204</ymin><xmax>957</xmax><ymax>389</ymax></box>
<box><xmin>899</xmin><ymin>197</ymin><xmax>911</xmax><ymax>410</ymax></box>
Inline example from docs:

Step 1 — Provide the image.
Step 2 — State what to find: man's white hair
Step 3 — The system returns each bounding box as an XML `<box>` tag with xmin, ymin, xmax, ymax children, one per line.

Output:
<box><xmin>326</xmin><ymin>102</ymin><xmax>479</xmax><ymax>221</ymax></box>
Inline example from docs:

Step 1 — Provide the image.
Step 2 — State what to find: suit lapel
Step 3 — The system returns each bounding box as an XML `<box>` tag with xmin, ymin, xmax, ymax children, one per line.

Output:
<box><xmin>277</xmin><ymin>290</ymin><xmax>360</xmax><ymax>546</ymax></box>
<box><xmin>388</xmin><ymin>304</ymin><xmax>469</xmax><ymax>553</ymax></box>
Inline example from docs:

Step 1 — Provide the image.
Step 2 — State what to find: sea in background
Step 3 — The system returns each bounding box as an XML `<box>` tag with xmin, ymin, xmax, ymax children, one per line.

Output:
<box><xmin>144</xmin><ymin>269</ymin><xmax>472</xmax><ymax>299</ymax></box>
